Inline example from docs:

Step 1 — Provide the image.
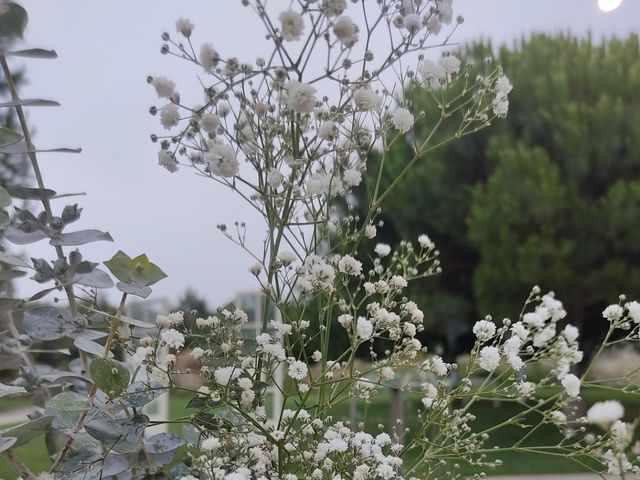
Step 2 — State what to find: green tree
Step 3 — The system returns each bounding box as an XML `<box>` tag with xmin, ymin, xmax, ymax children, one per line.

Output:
<box><xmin>358</xmin><ymin>33</ymin><xmax>640</xmax><ymax>353</ymax></box>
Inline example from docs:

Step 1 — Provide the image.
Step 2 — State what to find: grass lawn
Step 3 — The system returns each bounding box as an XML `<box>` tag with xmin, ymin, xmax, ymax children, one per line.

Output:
<box><xmin>1</xmin><ymin>385</ymin><xmax>638</xmax><ymax>478</ymax></box>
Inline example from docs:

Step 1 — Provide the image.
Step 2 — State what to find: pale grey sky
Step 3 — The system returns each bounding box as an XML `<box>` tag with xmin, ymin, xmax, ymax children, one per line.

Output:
<box><xmin>7</xmin><ymin>0</ymin><xmax>640</xmax><ymax>307</ymax></box>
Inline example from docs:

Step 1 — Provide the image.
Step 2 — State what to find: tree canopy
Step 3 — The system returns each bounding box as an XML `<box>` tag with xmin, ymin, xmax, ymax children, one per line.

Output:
<box><xmin>357</xmin><ymin>33</ymin><xmax>640</xmax><ymax>355</ymax></box>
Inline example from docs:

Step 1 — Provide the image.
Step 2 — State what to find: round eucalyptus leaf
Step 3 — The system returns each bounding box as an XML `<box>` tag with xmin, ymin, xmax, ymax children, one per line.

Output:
<box><xmin>0</xmin><ymin>2</ymin><xmax>28</xmax><ymax>39</ymax></box>
<box><xmin>0</xmin><ymin>416</ymin><xmax>52</xmax><ymax>448</ymax></box>
<box><xmin>116</xmin><ymin>281</ymin><xmax>152</xmax><ymax>298</ymax></box>
<box><xmin>0</xmin><ymin>184</ymin><xmax>12</xmax><ymax>208</ymax></box>
<box><xmin>145</xmin><ymin>432</ymin><xmax>185</xmax><ymax>455</ymax></box>
<box><xmin>123</xmin><ymin>380</ymin><xmax>166</xmax><ymax>407</ymax></box>
<box><xmin>89</xmin><ymin>357</ymin><xmax>130</xmax><ymax>397</ymax></box>
<box><xmin>22</xmin><ymin>306</ymin><xmax>80</xmax><ymax>341</ymax></box>
<box><xmin>0</xmin><ymin>382</ymin><xmax>26</xmax><ymax>398</ymax></box>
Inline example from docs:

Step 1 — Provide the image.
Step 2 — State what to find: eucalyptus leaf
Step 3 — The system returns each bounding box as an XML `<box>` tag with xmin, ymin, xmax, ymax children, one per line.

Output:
<box><xmin>0</xmin><ymin>137</ymin><xmax>27</xmax><ymax>154</ymax></box>
<box><xmin>0</xmin><ymin>436</ymin><xmax>17</xmax><ymax>453</ymax></box>
<box><xmin>28</xmin><ymin>286</ymin><xmax>59</xmax><ymax>302</ymax></box>
<box><xmin>0</xmin><ymin>382</ymin><xmax>26</xmax><ymax>397</ymax></box>
<box><xmin>104</xmin><ymin>250</ymin><xmax>166</xmax><ymax>288</ymax></box>
<box><xmin>50</xmin><ymin>229</ymin><xmax>113</xmax><ymax>247</ymax></box>
<box><xmin>4</xmin><ymin>225</ymin><xmax>48</xmax><ymax>245</ymax></box>
<box><xmin>0</xmin><ymin>185</ymin><xmax>11</xmax><ymax>208</ymax></box>
<box><xmin>46</xmin><ymin>391</ymin><xmax>90</xmax><ymax>412</ymax></box>
<box><xmin>84</xmin><ymin>411</ymin><xmax>148</xmax><ymax>454</ymax></box>
<box><xmin>0</xmin><ymin>127</ymin><xmax>22</xmax><ymax>148</ymax></box>
<box><xmin>102</xmin><ymin>453</ymin><xmax>129</xmax><ymax>477</ymax></box>
<box><xmin>22</xmin><ymin>306</ymin><xmax>81</xmax><ymax>341</ymax></box>
<box><xmin>119</xmin><ymin>315</ymin><xmax>154</xmax><ymax>329</ymax></box>
<box><xmin>0</xmin><ymin>210</ymin><xmax>9</xmax><ymax>229</ymax></box>
<box><xmin>145</xmin><ymin>432</ymin><xmax>185</xmax><ymax>455</ymax></box>
<box><xmin>116</xmin><ymin>281</ymin><xmax>152</xmax><ymax>298</ymax></box>
<box><xmin>74</xmin><ymin>337</ymin><xmax>112</xmax><ymax>358</ymax></box>
<box><xmin>74</xmin><ymin>267</ymin><xmax>114</xmax><ymax>288</ymax></box>
<box><xmin>5</xmin><ymin>48</ymin><xmax>57</xmax><ymax>58</ymax></box>
<box><xmin>129</xmin><ymin>253</ymin><xmax>167</xmax><ymax>286</ymax></box>
<box><xmin>103</xmin><ymin>250</ymin><xmax>133</xmax><ymax>282</ymax></box>
<box><xmin>5</xmin><ymin>186</ymin><xmax>57</xmax><ymax>200</ymax></box>
<box><xmin>69</xmin><ymin>328</ymin><xmax>108</xmax><ymax>341</ymax></box>
<box><xmin>89</xmin><ymin>357</ymin><xmax>130</xmax><ymax>396</ymax></box>
<box><xmin>123</xmin><ymin>381</ymin><xmax>166</xmax><ymax>407</ymax></box>
<box><xmin>0</xmin><ymin>416</ymin><xmax>52</xmax><ymax>447</ymax></box>
<box><xmin>0</xmin><ymin>99</ymin><xmax>60</xmax><ymax>108</ymax></box>
<box><xmin>0</xmin><ymin>2</ymin><xmax>28</xmax><ymax>39</ymax></box>
<box><xmin>0</xmin><ymin>251</ymin><xmax>30</xmax><ymax>268</ymax></box>
<box><xmin>0</xmin><ymin>269</ymin><xmax>26</xmax><ymax>281</ymax></box>
<box><xmin>37</xmin><ymin>147</ymin><xmax>82</xmax><ymax>153</ymax></box>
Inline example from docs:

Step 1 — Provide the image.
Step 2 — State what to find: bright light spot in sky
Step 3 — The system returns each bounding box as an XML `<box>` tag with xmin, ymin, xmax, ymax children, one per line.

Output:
<box><xmin>598</xmin><ymin>0</ymin><xmax>623</xmax><ymax>12</ymax></box>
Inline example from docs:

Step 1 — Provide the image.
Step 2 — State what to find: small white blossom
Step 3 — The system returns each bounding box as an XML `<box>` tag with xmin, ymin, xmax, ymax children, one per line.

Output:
<box><xmin>353</xmin><ymin>86</ymin><xmax>383</xmax><ymax>111</ymax></box>
<box><xmin>356</xmin><ymin>317</ymin><xmax>374</xmax><ymax>340</ymax></box>
<box><xmin>473</xmin><ymin>319</ymin><xmax>496</xmax><ymax>342</ymax></box>
<box><xmin>333</xmin><ymin>15</ymin><xmax>359</xmax><ymax>47</ymax></box>
<box><xmin>206</xmin><ymin>143</ymin><xmax>239</xmax><ymax>177</ymax></box>
<box><xmin>374</xmin><ymin>243</ymin><xmax>391</xmax><ymax>257</ymax></box>
<box><xmin>365</xmin><ymin>225</ymin><xmax>377</xmax><ymax>238</ymax></box>
<box><xmin>603</xmin><ymin>304</ymin><xmax>624</xmax><ymax>322</ymax></box>
<box><xmin>391</xmin><ymin>107</ymin><xmax>414</xmax><ymax>133</ymax></box>
<box><xmin>279</xmin><ymin>9</ymin><xmax>305</xmax><ymax>42</ymax></box>
<box><xmin>561</xmin><ymin>373</ymin><xmax>580</xmax><ymax>398</ymax></box>
<box><xmin>158</xmin><ymin>150</ymin><xmax>178</xmax><ymax>173</ymax></box>
<box><xmin>200</xmin><ymin>113</ymin><xmax>220</xmax><ymax>133</ymax></box>
<box><xmin>285</xmin><ymin>81</ymin><xmax>317</xmax><ymax>114</ymax></box>
<box><xmin>338</xmin><ymin>255</ymin><xmax>362</xmax><ymax>276</ymax></box>
<box><xmin>418</xmin><ymin>234</ymin><xmax>434</xmax><ymax>249</ymax></box>
<box><xmin>288</xmin><ymin>360</ymin><xmax>308</xmax><ymax>381</ymax></box>
<box><xmin>160</xmin><ymin>104</ymin><xmax>180</xmax><ymax>129</ymax></box>
<box><xmin>200</xmin><ymin>437</ymin><xmax>220</xmax><ymax>452</ymax></box>
<box><xmin>586</xmin><ymin>400</ymin><xmax>624</xmax><ymax>429</ymax></box>
<box><xmin>403</xmin><ymin>13</ymin><xmax>422</xmax><ymax>33</ymax></box>
<box><xmin>199</xmin><ymin>43</ymin><xmax>220</xmax><ymax>71</ymax></box>
<box><xmin>322</xmin><ymin>0</ymin><xmax>346</xmax><ymax>17</ymax></box>
<box><xmin>214</xmin><ymin>366</ymin><xmax>241</xmax><ymax>386</ymax></box>
<box><xmin>478</xmin><ymin>346</ymin><xmax>500</xmax><ymax>371</ymax></box>
<box><xmin>160</xmin><ymin>328</ymin><xmax>185</xmax><ymax>350</ymax></box>
<box><xmin>175</xmin><ymin>18</ymin><xmax>194</xmax><ymax>37</ymax></box>
<box><xmin>318</xmin><ymin>121</ymin><xmax>338</xmax><ymax>141</ymax></box>
<box><xmin>625</xmin><ymin>300</ymin><xmax>640</xmax><ymax>323</ymax></box>
<box><xmin>151</xmin><ymin>76</ymin><xmax>176</xmax><ymax>99</ymax></box>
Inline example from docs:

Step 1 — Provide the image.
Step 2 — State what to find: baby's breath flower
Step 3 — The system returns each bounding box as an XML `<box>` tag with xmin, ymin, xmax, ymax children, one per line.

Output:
<box><xmin>586</xmin><ymin>400</ymin><xmax>624</xmax><ymax>429</ymax></box>
<box><xmin>159</xmin><ymin>104</ymin><xmax>180</xmax><ymax>129</ymax></box>
<box><xmin>285</xmin><ymin>81</ymin><xmax>317</xmax><ymax>114</ymax></box>
<box><xmin>561</xmin><ymin>373</ymin><xmax>580</xmax><ymax>398</ymax></box>
<box><xmin>603</xmin><ymin>304</ymin><xmax>624</xmax><ymax>322</ymax></box>
<box><xmin>374</xmin><ymin>243</ymin><xmax>391</xmax><ymax>257</ymax></box>
<box><xmin>175</xmin><ymin>18</ymin><xmax>194</xmax><ymax>37</ymax></box>
<box><xmin>151</xmin><ymin>76</ymin><xmax>176</xmax><ymax>99</ymax></box>
<box><xmin>391</xmin><ymin>107</ymin><xmax>414</xmax><ymax>133</ymax></box>
<box><xmin>199</xmin><ymin>43</ymin><xmax>220</xmax><ymax>71</ymax></box>
<box><xmin>288</xmin><ymin>360</ymin><xmax>308</xmax><ymax>380</ymax></box>
<box><xmin>279</xmin><ymin>9</ymin><xmax>305</xmax><ymax>42</ymax></box>
<box><xmin>478</xmin><ymin>346</ymin><xmax>500</xmax><ymax>371</ymax></box>
<box><xmin>333</xmin><ymin>15</ymin><xmax>359</xmax><ymax>47</ymax></box>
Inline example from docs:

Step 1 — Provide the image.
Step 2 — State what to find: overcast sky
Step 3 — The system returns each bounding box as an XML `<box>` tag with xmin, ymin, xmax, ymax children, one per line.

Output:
<box><xmin>6</xmin><ymin>0</ymin><xmax>639</xmax><ymax>308</ymax></box>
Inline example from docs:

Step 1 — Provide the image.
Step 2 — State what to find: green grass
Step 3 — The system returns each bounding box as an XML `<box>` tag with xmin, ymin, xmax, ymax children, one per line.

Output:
<box><xmin>1</xmin><ymin>385</ymin><xmax>638</xmax><ymax>478</ymax></box>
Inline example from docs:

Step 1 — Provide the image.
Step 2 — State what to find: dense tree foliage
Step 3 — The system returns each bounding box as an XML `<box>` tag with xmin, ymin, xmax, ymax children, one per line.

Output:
<box><xmin>355</xmin><ymin>34</ymin><xmax>640</xmax><ymax>356</ymax></box>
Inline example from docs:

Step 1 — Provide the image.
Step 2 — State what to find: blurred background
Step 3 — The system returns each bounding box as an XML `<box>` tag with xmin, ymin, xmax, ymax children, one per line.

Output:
<box><xmin>1</xmin><ymin>1</ymin><xmax>640</xmax><ymax>477</ymax></box>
